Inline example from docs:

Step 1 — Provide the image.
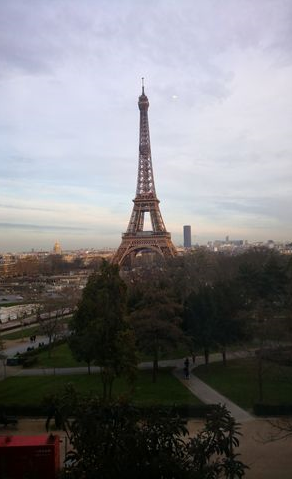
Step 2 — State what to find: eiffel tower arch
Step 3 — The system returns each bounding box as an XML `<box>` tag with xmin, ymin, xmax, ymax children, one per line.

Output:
<box><xmin>112</xmin><ymin>80</ymin><xmax>177</xmax><ymax>266</ymax></box>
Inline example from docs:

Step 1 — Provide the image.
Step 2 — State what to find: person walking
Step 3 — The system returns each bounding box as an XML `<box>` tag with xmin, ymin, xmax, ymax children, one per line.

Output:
<box><xmin>184</xmin><ymin>357</ymin><xmax>190</xmax><ymax>379</ymax></box>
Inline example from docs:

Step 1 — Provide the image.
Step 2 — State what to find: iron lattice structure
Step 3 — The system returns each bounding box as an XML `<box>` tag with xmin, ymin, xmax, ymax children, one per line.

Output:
<box><xmin>112</xmin><ymin>82</ymin><xmax>177</xmax><ymax>266</ymax></box>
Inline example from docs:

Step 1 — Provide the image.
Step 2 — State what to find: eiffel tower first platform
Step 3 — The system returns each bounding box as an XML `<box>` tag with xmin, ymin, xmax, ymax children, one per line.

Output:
<box><xmin>112</xmin><ymin>80</ymin><xmax>177</xmax><ymax>266</ymax></box>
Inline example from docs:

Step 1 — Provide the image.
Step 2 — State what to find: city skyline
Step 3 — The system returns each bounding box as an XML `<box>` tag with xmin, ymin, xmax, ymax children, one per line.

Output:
<box><xmin>1</xmin><ymin>0</ymin><xmax>292</xmax><ymax>252</ymax></box>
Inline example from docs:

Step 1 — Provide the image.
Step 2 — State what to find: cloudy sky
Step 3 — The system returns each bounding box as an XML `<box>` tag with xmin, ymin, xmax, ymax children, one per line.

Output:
<box><xmin>0</xmin><ymin>0</ymin><xmax>291</xmax><ymax>252</ymax></box>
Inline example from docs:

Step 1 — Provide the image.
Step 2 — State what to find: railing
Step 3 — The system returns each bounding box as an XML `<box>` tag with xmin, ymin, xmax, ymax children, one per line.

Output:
<box><xmin>122</xmin><ymin>231</ymin><xmax>171</xmax><ymax>238</ymax></box>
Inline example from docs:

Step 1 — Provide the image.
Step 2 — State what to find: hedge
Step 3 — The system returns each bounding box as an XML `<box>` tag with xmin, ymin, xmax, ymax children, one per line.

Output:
<box><xmin>0</xmin><ymin>404</ymin><xmax>216</xmax><ymax>419</ymax></box>
<box><xmin>18</xmin><ymin>338</ymin><xmax>67</xmax><ymax>359</ymax></box>
<box><xmin>254</xmin><ymin>403</ymin><xmax>292</xmax><ymax>416</ymax></box>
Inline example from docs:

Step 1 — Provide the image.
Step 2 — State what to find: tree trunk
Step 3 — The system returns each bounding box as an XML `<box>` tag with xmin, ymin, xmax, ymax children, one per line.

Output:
<box><xmin>204</xmin><ymin>348</ymin><xmax>209</xmax><ymax>365</ymax></box>
<box><xmin>222</xmin><ymin>349</ymin><xmax>227</xmax><ymax>366</ymax></box>
<box><xmin>48</xmin><ymin>336</ymin><xmax>52</xmax><ymax>358</ymax></box>
<box><xmin>152</xmin><ymin>358</ymin><xmax>158</xmax><ymax>383</ymax></box>
<box><xmin>108</xmin><ymin>378</ymin><xmax>114</xmax><ymax>401</ymax></box>
<box><xmin>102</xmin><ymin>379</ymin><xmax>107</xmax><ymax>402</ymax></box>
<box><xmin>258</xmin><ymin>353</ymin><xmax>263</xmax><ymax>403</ymax></box>
<box><xmin>101</xmin><ymin>369</ymin><xmax>107</xmax><ymax>401</ymax></box>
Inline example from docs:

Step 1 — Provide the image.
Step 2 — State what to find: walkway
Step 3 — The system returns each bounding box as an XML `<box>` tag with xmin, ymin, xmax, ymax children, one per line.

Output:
<box><xmin>2</xmin><ymin>340</ymin><xmax>254</xmax><ymax>421</ymax></box>
<box><xmin>4</xmin><ymin>336</ymin><xmax>49</xmax><ymax>357</ymax></box>
<box><xmin>174</xmin><ymin>369</ymin><xmax>253</xmax><ymax>422</ymax></box>
<box><xmin>173</xmin><ymin>350</ymin><xmax>254</xmax><ymax>422</ymax></box>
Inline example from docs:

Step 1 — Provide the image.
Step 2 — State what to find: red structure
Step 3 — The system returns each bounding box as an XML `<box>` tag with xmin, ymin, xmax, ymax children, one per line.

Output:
<box><xmin>0</xmin><ymin>434</ymin><xmax>60</xmax><ymax>479</ymax></box>
<box><xmin>112</xmin><ymin>79</ymin><xmax>177</xmax><ymax>266</ymax></box>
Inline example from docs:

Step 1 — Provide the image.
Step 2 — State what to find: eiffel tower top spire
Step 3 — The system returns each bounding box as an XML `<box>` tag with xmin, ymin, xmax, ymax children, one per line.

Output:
<box><xmin>141</xmin><ymin>76</ymin><xmax>145</xmax><ymax>95</ymax></box>
<box><xmin>136</xmin><ymin>78</ymin><xmax>156</xmax><ymax>197</ymax></box>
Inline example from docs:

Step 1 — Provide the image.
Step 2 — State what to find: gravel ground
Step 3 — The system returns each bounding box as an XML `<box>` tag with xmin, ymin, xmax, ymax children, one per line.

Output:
<box><xmin>188</xmin><ymin>418</ymin><xmax>292</xmax><ymax>479</ymax></box>
<box><xmin>1</xmin><ymin>417</ymin><xmax>292</xmax><ymax>478</ymax></box>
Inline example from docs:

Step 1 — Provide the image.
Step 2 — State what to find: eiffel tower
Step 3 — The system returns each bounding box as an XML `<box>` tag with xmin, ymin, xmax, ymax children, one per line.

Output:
<box><xmin>112</xmin><ymin>80</ymin><xmax>177</xmax><ymax>266</ymax></box>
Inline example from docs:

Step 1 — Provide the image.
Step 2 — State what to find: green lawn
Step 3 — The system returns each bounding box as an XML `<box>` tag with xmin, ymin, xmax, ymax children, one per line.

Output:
<box><xmin>0</xmin><ymin>302</ymin><xmax>24</xmax><ymax>307</ymax></box>
<box><xmin>2</xmin><ymin>326</ymin><xmax>39</xmax><ymax>341</ymax></box>
<box><xmin>35</xmin><ymin>343</ymin><xmax>86</xmax><ymax>368</ymax></box>
<box><xmin>195</xmin><ymin>358</ymin><xmax>292</xmax><ymax>410</ymax></box>
<box><xmin>23</xmin><ymin>341</ymin><xmax>189</xmax><ymax>368</ymax></box>
<box><xmin>0</xmin><ymin>369</ymin><xmax>201</xmax><ymax>407</ymax></box>
<box><xmin>2</xmin><ymin>317</ymin><xmax>71</xmax><ymax>341</ymax></box>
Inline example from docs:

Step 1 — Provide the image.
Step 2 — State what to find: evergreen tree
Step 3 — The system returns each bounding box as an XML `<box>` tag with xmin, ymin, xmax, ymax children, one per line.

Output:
<box><xmin>130</xmin><ymin>285</ymin><xmax>186</xmax><ymax>382</ymax></box>
<box><xmin>184</xmin><ymin>285</ymin><xmax>217</xmax><ymax>365</ymax></box>
<box><xmin>69</xmin><ymin>260</ymin><xmax>137</xmax><ymax>400</ymax></box>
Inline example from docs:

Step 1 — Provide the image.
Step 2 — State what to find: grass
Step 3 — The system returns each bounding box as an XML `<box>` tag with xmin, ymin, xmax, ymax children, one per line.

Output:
<box><xmin>2</xmin><ymin>317</ymin><xmax>71</xmax><ymax>341</ymax></box>
<box><xmin>36</xmin><ymin>343</ymin><xmax>86</xmax><ymax>368</ymax></box>
<box><xmin>195</xmin><ymin>358</ymin><xmax>292</xmax><ymax>410</ymax></box>
<box><xmin>2</xmin><ymin>326</ymin><xmax>39</xmax><ymax>341</ymax></box>
<box><xmin>18</xmin><ymin>341</ymin><xmax>189</xmax><ymax>368</ymax></box>
<box><xmin>0</xmin><ymin>369</ymin><xmax>201</xmax><ymax>407</ymax></box>
<box><xmin>0</xmin><ymin>302</ymin><xmax>23</xmax><ymax>307</ymax></box>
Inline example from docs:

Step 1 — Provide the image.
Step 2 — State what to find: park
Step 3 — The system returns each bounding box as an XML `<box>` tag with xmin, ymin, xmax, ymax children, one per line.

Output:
<box><xmin>1</xmin><ymin>252</ymin><xmax>292</xmax><ymax>478</ymax></box>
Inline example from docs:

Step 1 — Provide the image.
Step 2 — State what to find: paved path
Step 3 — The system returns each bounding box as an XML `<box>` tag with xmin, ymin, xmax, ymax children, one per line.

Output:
<box><xmin>1</xmin><ymin>342</ymin><xmax>254</xmax><ymax>421</ymax></box>
<box><xmin>173</xmin><ymin>350</ymin><xmax>254</xmax><ymax>422</ymax></box>
<box><xmin>4</xmin><ymin>358</ymin><xmax>187</xmax><ymax>377</ymax></box>
<box><xmin>174</xmin><ymin>368</ymin><xmax>253</xmax><ymax>422</ymax></box>
<box><xmin>4</xmin><ymin>336</ymin><xmax>49</xmax><ymax>357</ymax></box>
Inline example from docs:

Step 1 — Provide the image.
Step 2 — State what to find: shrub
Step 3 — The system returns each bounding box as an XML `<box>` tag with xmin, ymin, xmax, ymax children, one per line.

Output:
<box><xmin>254</xmin><ymin>403</ymin><xmax>292</xmax><ymax>416</ymax></box>
<box><xmin>22</xmin><ymin>356</ymin><xmax>39</xmax><ymax>368</ymax></box>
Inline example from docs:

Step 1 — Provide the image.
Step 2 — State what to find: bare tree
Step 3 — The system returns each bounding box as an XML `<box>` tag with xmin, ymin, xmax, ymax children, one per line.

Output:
<box><xmin>0</xmin><ymin>333</ymin><xmax>7</xmax><ymax>378</ymax></box>
<box><xmin>38</xmin><ymin>298</ymin><xmax>64</xmax><ymax>357</ymax></box>
<box><xmin>38</xmin><ymin>315</ymin><xmax>62</xmax><ymax>358</ymax></box>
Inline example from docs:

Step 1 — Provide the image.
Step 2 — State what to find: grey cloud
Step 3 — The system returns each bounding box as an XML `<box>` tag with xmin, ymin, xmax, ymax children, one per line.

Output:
<box><xmin>186</xmin><ymin>195</ymin><xmax>292</xmax><ymax>225</ymax></box>
<box><xmin>0</xmin><ymin>4</ymin><xmax>58</xmax><ymax>74</ymax></box>
<box><xmin>1</xmin><ymin>0</ymin><xmax>290</xmax><ymax>78</ymax></box>
<box><xmin>0</xmin><ymin>204</ymin><xmax>56</xmax><ymax>213</ymax></box>
<box><xmin>0</xmin><ymin>222</ymin><xmax>90</xmax><ymax>232</ymax></box>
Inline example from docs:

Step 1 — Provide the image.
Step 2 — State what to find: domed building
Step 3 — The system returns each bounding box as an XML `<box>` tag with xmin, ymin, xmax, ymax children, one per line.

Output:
<box><xmin>53</xmin><ymin>241</ymin><xmax>62</xmax><ymax>255</ymax></box>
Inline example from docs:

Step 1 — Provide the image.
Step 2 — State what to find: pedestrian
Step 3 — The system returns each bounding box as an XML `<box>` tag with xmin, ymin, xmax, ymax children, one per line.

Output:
<box><xmin>183</xmin><ymin>365</ymin><xmax>190</xmax><ymax>379</ymax></box>
<box><xmin>184</xmin><ymin>357</ymin><xmax>190</xmax><ymax>379</ymax></box>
